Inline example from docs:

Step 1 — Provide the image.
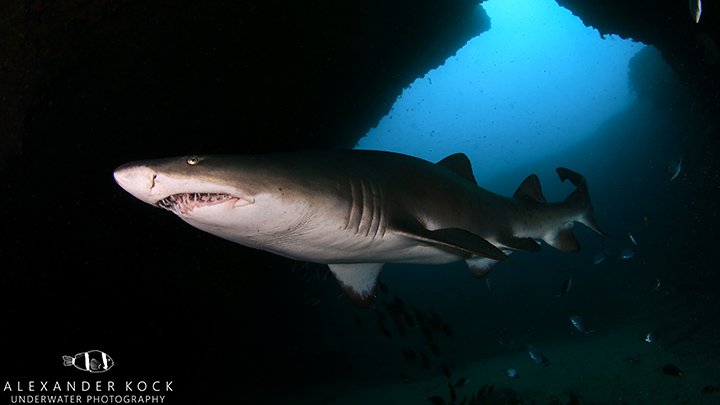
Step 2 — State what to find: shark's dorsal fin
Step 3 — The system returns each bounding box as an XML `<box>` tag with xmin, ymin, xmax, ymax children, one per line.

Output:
<box><xmin>436</xmin><ymin>153</ymin><xmax>477</xmax><ymax>185</ymax></box>
<box><xmin>393</xmin><ymin>218</ymin><xmax>507</xmax><ymax>261</ymax></box>
<box><xmin>513</xmin><ymin>174</ymin><xmax>547</xmax><ymax>203</ymax></box>
<box><xmin>328</xmin><ymin>263</ymin><xmax>383</xmax><ymax>307</ymax></box>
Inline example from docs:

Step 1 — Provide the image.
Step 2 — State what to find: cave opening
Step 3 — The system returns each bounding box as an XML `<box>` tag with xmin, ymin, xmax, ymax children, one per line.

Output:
<box><xmin>356</xmin><ymin>0</ymin><xmax>648</xmax><ymax>185</ymax></box>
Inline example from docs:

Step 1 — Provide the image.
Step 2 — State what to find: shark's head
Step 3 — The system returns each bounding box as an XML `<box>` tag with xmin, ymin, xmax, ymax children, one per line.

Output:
<box><xmin>113</xmin><ymin>154</ymin><xmax>336</xmax><ymax>253</ymax></box>
<box><xmin>113</xmin><ymin>155</ymin><xmax>255</xmax><ymax>216</ymax></box>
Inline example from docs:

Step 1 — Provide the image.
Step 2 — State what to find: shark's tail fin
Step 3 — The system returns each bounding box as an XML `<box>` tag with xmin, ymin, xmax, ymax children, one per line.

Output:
<box><xmin>556</xmin><ymin>167</ymin><xmax>607</xmax><ymax>238</ymax></box>
<box><xmin>513</xmin><ymin>168</ymin><xmax>604</xmax><ymax>252</ymax></box>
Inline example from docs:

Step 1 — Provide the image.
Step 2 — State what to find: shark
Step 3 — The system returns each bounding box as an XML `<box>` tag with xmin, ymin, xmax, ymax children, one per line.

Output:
<box><xmin>113</xmin><ymin>150</ymin><xmax>605</xmax><ymax>306</ymax></box>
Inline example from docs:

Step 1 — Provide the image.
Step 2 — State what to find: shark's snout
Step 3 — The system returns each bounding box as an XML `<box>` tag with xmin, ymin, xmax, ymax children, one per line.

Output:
<box><xmin>113</xmin><ymin>164</ymin><xmax>159</xmax><ymax>205</ymax></box>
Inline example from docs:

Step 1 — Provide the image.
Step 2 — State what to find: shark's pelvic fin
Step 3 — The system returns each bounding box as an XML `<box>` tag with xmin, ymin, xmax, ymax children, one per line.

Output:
<box><xmin>513</xmin><ymin>174</ymin><xmax>547</xmax><ymax>203</ymax></box>
<box><xmin>328</xmin><ymin>263</ymin><xmax>383</xmax><ymax>307</ymax></box>
<box><xmin>545</xmin><ymin>223</ymin><xmax>580</xmax><ymax>252</ymax></box>
<box><xmin>436</xmin><ymin>153</ymin><xmax>478</xmax><ymax>185</ymax></box>
<box><xmin>393</xmin><ymin>218</ymin><xmax>508</xmax><ymax>261</ymax></box>
<box><xmin>466</xmin><ymin>257</ymin><xmax>499</xmax><ymax>278</ymax></box>
<box><xmin>556</xmin><ymin>167</ymin><xmax>607</xmax><ymax>236</ymax></box>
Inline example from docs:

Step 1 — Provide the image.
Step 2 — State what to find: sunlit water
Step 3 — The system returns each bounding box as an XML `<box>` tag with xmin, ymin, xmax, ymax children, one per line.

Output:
<box><xmin>356</xmin><ymin>0</ymin><xmax>645</xmax><ymax>183</ymax></box>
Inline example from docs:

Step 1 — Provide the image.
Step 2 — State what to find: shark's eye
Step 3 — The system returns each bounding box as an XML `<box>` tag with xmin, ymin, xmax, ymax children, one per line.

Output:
<box><xmin>186</xmin><ymin>156</ymin><xmax>201</xmax><ymax>166</ymax></box>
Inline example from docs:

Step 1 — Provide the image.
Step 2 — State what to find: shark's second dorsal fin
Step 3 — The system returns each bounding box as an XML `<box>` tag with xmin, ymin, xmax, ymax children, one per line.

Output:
<box><xmin>513</xmin><ymin>174</ymin><xmax>547</xmax><ymax>203</ymax></box>
<box><xmin>392</xmin><ymin>218</ymin><xmax>508</xmax><ymax>262</ymax></box>
<box><xmin>436</xmin><ymin>153</ymin><xmax>477</xmax><ymax>184</ymax></box>
<box><xmin>328</xmin><ymin>263</ymin><xmax>383</xmax><ymax>307</ymax></box>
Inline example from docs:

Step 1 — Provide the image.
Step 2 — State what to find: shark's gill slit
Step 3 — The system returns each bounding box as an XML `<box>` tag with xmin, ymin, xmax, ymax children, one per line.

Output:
<box><xmin>345</xmin><ymin>179</ymin><xmax>358</xmax><ymax>231</ymax></box>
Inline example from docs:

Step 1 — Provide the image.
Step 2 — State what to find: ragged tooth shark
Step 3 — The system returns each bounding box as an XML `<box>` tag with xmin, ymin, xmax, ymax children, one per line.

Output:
<box><xmin>113</xmin><ymin>150</ymin><xmax>605</xmax><ymax>306</ymax></box>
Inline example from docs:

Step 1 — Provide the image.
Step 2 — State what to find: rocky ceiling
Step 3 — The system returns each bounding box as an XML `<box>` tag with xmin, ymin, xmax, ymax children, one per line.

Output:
<box><xmin>0</xmin><ymin>0</ymin><xmax>717</xmax><ymax>174</ymax></box>
<box><xmin>557</xmin><ymin>0</ymin><xmax>719</xmax><ymax>117</ymax></box>
<box><xmin>0</xmin><ymin>0</ymin><xmax>487</xmax><ymax>172</ymax></box>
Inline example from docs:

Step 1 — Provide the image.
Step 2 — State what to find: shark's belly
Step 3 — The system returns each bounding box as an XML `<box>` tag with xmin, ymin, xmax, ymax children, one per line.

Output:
<box><xmin>179</xmin><ymin>204</ymin><xmax>477</xmax><ymax>266</ymax></box>
<box><xmin>262</xmin><ymin>232</ymin><xmax>465</xmax><ymax>265</ymax></box>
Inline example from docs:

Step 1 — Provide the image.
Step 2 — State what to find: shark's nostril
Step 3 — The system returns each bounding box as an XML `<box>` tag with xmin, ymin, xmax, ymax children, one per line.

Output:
<box><xmin>151</xmin><ymin>174</ymin><xmax>157</xmax><ymax>189</ymax></box>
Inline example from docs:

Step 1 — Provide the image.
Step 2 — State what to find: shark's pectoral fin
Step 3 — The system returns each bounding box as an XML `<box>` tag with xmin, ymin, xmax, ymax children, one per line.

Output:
<box><xmin>393</xmin><ymin>219</ymin><xmax>508</xmax><ymax>261</ymax></box>
<box><xmin>328</xmin><ymin>263</ymin><xmax>383</xmax><ymax>307</ymax></box>
<box><xmin>545</xmin><ymin>223</ymin><xmax>580</xmax><ymax>252</ymax></box>
<box><xmin>498</xmin><ymin>236</ymin><xmax>542</xmax><ymax>252</ymax></box>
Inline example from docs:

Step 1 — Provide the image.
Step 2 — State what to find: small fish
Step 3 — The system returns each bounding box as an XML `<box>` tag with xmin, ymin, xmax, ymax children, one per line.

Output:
<box><xmin>485</xmin><ymin>277</ymin><xmax>493</xmax><ymax>292</ymax></box>
<box><xmin>472</xmin><ymin>384</ymin><xmax>495</xmax><ymax>399</ymax></box>
<box><xmin>352</xmin><ymin>314</ymin><xmax>363</xmax><ymax>331</ymax></box>
<box><xmin>645</xmin><ymin>332</ymin><xmax>655</xmax><ymax>343</ymax></box>
<box><xmin>420</xmin><ymin>325</ymin><xmax>433</xmax><ymax>341</ymax></box>
<box><xmin>556</xmin><ymin>278</ymin><xmax>572</xmax><ymax>297</ymax></box>
<box><xmin>425</xmin><ymin>311</ymin><xmax>453</xmax><ymax>338</ymax></box>
<box><xmin>377</xmin><ymin>280</ymin><xmax>389</xmax><ymax>295</ymax></box>
<box><xmin>62</xmin><ymin>350</ymin><xmax>114</xmax><ymax>373</ymax></box>
<box><xmin>376</xmin><ymin>318</ymin><xmax>392</xmax><ymax>339</ymax></box>
<box><xmin>392</xmin><ymin>316</ymin><xmax>408</xmax><ymax>337</ymax></box>
<box><xmin>653</xmin><ymin>278</ymin><xmax>662</xmax><ymax>292</ymax></box>
<box><xmin>413</xmin><ymin>307</ymin><xmax>427</xmax><ymax>325</ymax></box>
<box><xmin>569</xmin><ymin>315</ymin><xmax>593</xmax><ymax>334</ymax></box>
<box><xmin>441</xmin><ymin>362</ymin><xmax>453</xmax><ymax>379</ymax></box>
<box><xmin>504</xmin><ymin>368</ymin><xmax>519</xmax><ymax>379</ymax></box>
<box><xmin>304</xmin><ymin>295</ymin><xmax>322</xmax><ymax>306</ymax></box>
<box><xmin>661</xmin><ymin>363</ymin><xmax>684</xmax><ymax>377</ymax></box>
<box><xmin>402</xmin><ymin>311</ymin><xmax>415</xmax><ymax>328</ymax></box>
<box><xmin>393</xmin><ymin>296</ymin><xmax>406</xmax><ymax>313</ymax></box>
<box><xmin>447</xmin><ymin>382</ymin><xmax>457</xmax><ymax>402</ymax></box>
<box><xmin>619</xmin><ymin>248</ymin><xmax>635</xmax><ymax>260</ymax></box>
<box><xmin>690</xmin><ymin>0</ymin><xmax>702</xmax><ymax>23</ymax></box>
<box><xmin>668</xmin><ymin>157</ymin><xmax>683</xmax><ymax>181</ymax></box>
<box><xmin>701</xmin><ymin>385</ymin><xmax>720</xmax><ymax>394</ymax></box>
<box><xmin>402</xmin><ymin>348</ymin><xmax>417</xmax><ymax>363</ymax></box>
<box><xmin>420</xmin><ymin>352</ymin><xmax>431</xmax><ymax>370</ymax></box>
<box><xmin>442</xmin><ymin>321</ymin><xmax>454</xmax><ymax>338</ymax></box>
<box><xmin>428</xmin><ymin>395</ymin><xmax>446</xmax><ymax>405</ymax></box>
<box><xmin>454</xmin><ymin>377</ymin><xmax>470</xmax><ymax>388</ymax></box>
<box><xmin>428</xmin><ymin>342</ymin><xmax>441</xmax><ymax>357</ymax></box>
<box><xmin>527</xmin><ymin>344</ymin><xmax>550</xmax><ymax>366</ymax></box>
<box><xmin>628</xmin><ymin>232</ymin><xmax>638</xmax><ymax>246</ymax></box>
<box><xmin>593</xmin><ymin>251</ymin><xmax>609</xmax><ymax>265</ymax></box>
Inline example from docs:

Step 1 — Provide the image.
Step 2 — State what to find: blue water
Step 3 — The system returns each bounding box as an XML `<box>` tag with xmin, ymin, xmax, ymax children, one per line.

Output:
<box><xmin>358</xmin><ymin>0</ymin><xmax>644</xmax><ymax>184</ymax></box>
<box><xmin>312</xmin><ymin>0</ymin><xmax>719</xmax><ymax>403</ymax></box>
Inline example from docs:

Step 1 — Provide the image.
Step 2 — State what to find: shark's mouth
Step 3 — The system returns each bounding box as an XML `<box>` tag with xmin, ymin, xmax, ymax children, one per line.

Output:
<box><xmin>157</xmin><ymin>193</ymin><xmax>250</xmax><ymax>214</ymax></box>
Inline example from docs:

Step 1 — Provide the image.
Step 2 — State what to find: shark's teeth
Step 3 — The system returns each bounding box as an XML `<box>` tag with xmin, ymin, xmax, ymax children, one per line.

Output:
<box><xmin>157</xmin><ymin>193</ymin><xmax>238</xmax><ymax>213</ymax></box>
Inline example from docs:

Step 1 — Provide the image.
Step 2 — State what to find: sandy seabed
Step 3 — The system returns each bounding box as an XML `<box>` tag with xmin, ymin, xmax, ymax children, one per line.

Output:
<box><xmin>285</xmin><ymin>314</ymin><xmax>720</xmax><ymax>404</ymax></box>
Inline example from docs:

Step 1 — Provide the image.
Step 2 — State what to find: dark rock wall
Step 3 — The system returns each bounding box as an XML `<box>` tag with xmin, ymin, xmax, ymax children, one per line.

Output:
<box><xmin>2</xmin><ymin>0</ymin><xmax>718</xmax><ymax>169</ymax></box>
<box><xmin>556</xmin><ymin>0</ymin><xmax>720</xmax><ymax>116</ymax></box>
<box><xmin>0</xmin><ymin>0</ymin><xmax>487</xmax><ymax>171</ymax></box>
